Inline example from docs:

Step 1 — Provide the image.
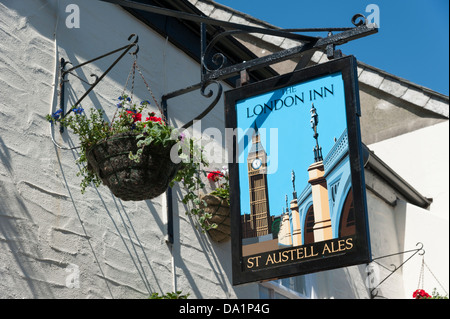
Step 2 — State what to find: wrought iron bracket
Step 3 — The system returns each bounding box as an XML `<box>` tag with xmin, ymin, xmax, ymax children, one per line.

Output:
<box><xmin>200</xmin><ymin>19</ymin><xmax>377</xmax><ymax>84</ymax></box>
<box><xmin>368</xmin><ymin>242</ymin><xmax>425</xmax><ymax>299</ymax></box>
<box><xmin>100</xmin><ymin>0</ymin><xmax>378</xmax><ymax>130</ymax></box>
<box><xmin>160</xmin><ymin>21</ymin><xmax>377</xmax><ymax>130</ymax></box>
<box><xmin>162</xmin><ymin>17</ymin><xmax>377</xmax><ymax>130</ymax></box>
<box><xmin>57</xmin><ymin>34</ymin><xmax>139</xmax><ymax>132</ymax></box>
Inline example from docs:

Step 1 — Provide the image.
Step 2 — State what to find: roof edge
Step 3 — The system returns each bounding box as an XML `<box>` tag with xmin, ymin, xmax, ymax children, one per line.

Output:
<box><xmin>362</xmin><ymin>144</ymin><xmax>432</xmax><ymax>209</ymax></box>
<box><xmin>357</xmin><ymin>60</ymin><xmax>449</xmax><ymax>103</ymax></box>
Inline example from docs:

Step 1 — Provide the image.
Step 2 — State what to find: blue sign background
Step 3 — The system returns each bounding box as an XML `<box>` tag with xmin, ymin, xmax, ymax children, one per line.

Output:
<box><xmin>235</xmin><ymin>72</ymin><xmax>347</xmax><ymax>217</ymax></box>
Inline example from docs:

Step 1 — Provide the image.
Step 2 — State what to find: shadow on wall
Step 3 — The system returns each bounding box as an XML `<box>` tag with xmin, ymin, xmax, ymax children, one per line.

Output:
<box><xmin>168</xmin><ymin>185</ymin><xmax>236</xmax><ymax>299</ymax></box>
<box><xmin>49</xmin><ymin>2</ymin><xmax>174</xmax><ymax>297</ymax></box>
<box><xmin>55</xmin><ymin>145</ymin><xmax>172</xmax><ymax>298</ymax></box>
<box><xmin>53</xmin><ymin>71</ymin><xmax>173</xmax><ymax>296</ymax></box>
<box><xmin>54</xmin><ymin>57</ymin><xmax>234</xmax><ymax>298</ymax></box>
<box><xmin>0</xmin><ymin>136</ymin><xmax>56</xmax><ymax>298</ymax></box>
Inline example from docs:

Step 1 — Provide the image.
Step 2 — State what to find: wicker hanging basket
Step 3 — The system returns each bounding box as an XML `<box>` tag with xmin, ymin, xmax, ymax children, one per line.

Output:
<box><xmin>200</xmin><ymin>194</ymin><xmax>231</xmax><ymax>243</ymax></box>
<box><xmin>86</xmin><ymin>132</ymin><xmax>180</xmax><ymax>201</ymax></box>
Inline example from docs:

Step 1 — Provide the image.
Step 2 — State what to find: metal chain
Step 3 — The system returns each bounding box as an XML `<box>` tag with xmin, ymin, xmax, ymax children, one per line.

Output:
<box><xmin>416</xmin><ymin>255</ymin><xmax>448</xmax><ymax>296</ymax></box>
<box><xmin>424</xmin><ymin>259</ymin><xmax>448</xmax><ymax>296</ymax></box>
<box><xmin>133</xmin><ymin>57</ymin><xmax>166</xmax><ymax>122</ymax></box>
<box><xmin>130</xmin><ymin>59</ymin><xmax>136</xmax><ymax>102</ymax></box>
<box><xmin>122</xmin><ymin>59</ymin><xmax>135</xmax><ymax>97</ymax></box>
<box><xmin>112</xmin><ymin>58</ymin><xmax>137</xmax><ymax>125</ymax></box>
<box><xmin>417</xmin><ymin>256</ymin><xmax>425</xmax><ymax>290</ymax></box>
<box><xmin>113</xmin><ymin>55</ymin><xmax>166</xmax><ymax>123</ymax></box>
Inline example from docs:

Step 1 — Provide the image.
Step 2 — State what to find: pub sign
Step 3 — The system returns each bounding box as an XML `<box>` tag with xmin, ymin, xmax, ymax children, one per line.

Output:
<box><xmin>225</xmin><ymin>56</ymin><xmax>371</xmax><ymax>285</ymax></box>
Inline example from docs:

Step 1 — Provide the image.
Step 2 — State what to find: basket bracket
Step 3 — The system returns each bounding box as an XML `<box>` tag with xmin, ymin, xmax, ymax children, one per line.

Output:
<box><xmin>57</xmin><ymin>34</ymin><xmax>139</xmax><ymax>133</ymax></box>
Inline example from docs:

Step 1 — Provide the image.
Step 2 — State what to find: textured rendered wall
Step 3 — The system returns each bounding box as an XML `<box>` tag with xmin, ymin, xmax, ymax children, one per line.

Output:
<box><xmin>0</xmin><ymin>0</ymin><xmax>256</xmax><ymax>299</ymax></box>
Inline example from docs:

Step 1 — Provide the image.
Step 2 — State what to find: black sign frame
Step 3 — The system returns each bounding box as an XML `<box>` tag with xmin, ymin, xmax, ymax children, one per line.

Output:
<box><xmin>225</xmin><ymin>56</ymin><xmax>371</xmax><ymax>286</ymax></box>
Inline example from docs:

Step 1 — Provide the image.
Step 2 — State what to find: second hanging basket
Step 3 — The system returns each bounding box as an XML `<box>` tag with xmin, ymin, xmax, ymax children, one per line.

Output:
<box><xmin>200</xmin><ymin>194</ymin><xmax>231</xmax><ymax>243</ymax></box>
<box><xmin>86</xmin><ymin>132</ymin><xmax>180</xmax><ymax>201</ymax></box>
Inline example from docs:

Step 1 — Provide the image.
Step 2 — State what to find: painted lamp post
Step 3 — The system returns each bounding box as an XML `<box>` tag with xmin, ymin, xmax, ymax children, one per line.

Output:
<box><xmin>310</xmin><ymin>103</ymin><xmax>323</xmax><ymax>162</ymax></box>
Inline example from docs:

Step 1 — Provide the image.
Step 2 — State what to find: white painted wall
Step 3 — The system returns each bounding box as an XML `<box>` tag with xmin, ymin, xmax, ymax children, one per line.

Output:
<box><xmin>369</xmin><ymin>121</ymin><xmax>449</xmax><ymax>217</ymax></box>
<box><xmin>369</xmin><ymin>121</ymin><xmax>449</xmax><ymax>298</ymax></box>
<box><xmin>0</xmin><ymin>0</ymin><xmax>254</xmax><ymax>299</ymax></box>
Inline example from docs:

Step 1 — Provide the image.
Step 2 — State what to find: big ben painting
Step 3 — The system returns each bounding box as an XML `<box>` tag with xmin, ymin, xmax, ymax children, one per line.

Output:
<box><xmin>241</xmin><ymin>125</ymin><xmax>279</xmax><ymax>256</ymax></box>
<box><xmin>245</xmin><ymin>125</ymin><xmax>271</xmax><ymax>238</ymax></box>
<box><xmin>226</xmin><ymin>56</ymin><xmax>371</xmax><ymax>285</ymax></box>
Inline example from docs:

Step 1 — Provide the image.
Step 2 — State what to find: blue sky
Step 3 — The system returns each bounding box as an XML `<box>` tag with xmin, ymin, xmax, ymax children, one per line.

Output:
<box><xmin>215</xmin><ymin>0</ymin><xmax>449</xmax><ymax>96</ymax></box>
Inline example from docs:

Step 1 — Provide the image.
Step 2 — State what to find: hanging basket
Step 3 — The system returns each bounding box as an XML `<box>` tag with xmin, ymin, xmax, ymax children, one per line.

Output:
<box><xmin>86</xmin><ymin>132</ymin><xmax>180</xmax><ymax>201</ymax></box>
<box><xmin>200</xmin><ymin>194</ymin><xmax>231</xmax><ymax>243</ymax></box>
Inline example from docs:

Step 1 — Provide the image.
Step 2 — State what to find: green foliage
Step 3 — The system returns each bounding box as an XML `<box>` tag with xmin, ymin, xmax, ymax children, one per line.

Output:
<box><xmin>47</xmin><ymin>107</ymin><xmax>108</xmax><ymax>193</ymax></box>
<box><xmin>149</xmin><ymin>291</ymin><xmax>190</xmax><ymax>299</ymax></box>
<box><xmin>209</xmin><ymin>182</ymin><xmax>229</xmax><ymax>203</ymax></box>
<box><xmin>170</xmin><ymin>139</ymin><xmax>218</xmax><ymax>232</ymax></box>
<box><xmin>431</xmin><ymin>288</ymin><xmax>449</xmax><ymax>299</ymax></box>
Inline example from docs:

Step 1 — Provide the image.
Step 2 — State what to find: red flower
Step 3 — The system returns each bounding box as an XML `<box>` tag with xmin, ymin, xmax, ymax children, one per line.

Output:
<box><xmin>146</xmin><ymin>116</ymin><xmax>163</xmax><ymax>124</ymax></box>
<box><xmin>133</xmin><ymin>112</ymin><xmax>142</xmax><ymax>122</ymax></box>
<box><xmin>207</xmin><ymin>171</ymin><xmax>222</xmax><ymax>182</ymax></box>
<box><xmin>125</xmin><ymin>110</ymin><xmax>141</xmax><ymax>122</ymax></box>
<box><xmin>122</xmin><ymin>110</ymin><xmax>142</xmax><ymax>122</ymax></box>
<box><xmin>413</xmin><ymin>289</ymin><xmax>431</xmax><ymax>299</ymax></box>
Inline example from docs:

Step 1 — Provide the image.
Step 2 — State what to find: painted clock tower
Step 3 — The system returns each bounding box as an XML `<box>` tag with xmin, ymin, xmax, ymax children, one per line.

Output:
<box><xmin>247</xmin><ymin>125</ymin><xmax>271</xmax><ymax>238</ymax></box>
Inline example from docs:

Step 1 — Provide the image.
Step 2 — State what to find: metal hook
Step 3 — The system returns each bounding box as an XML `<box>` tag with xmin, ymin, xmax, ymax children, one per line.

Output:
<box><xmin>128</xmin><ymin>34</ymin><xmax>140</xmax><ymax>55</ymax></box>
<box><xmin>416</xmin><ymin>242</ymin><xmax>425</xmax><ymax>256</ymax></box>
<box><xmin>128</xmin><ymin>33</ymin><xmax>139</xmax><ymax>43</ymax></box>
<box><xmin>89</xmin><ymin>73</ymin><xmax>99</xmax><ymax>85</ymax></box>
<box><xmin>351</xmin><ymin>14</ymin><xmax>367</xmax><ymax>27</ymax></box>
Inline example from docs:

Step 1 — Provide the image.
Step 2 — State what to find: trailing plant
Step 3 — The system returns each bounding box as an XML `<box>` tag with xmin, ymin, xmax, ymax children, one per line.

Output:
<box><xmin>47</xmin><ymin>95</ymin><xmax>216</xmax><ymax>232</ymax></box>
<box><xmin>170</xmin><ymin>138</ymin><xmax>218</xmax><ymax>232</ymax></box>
<box><xmin>48</xmin><ymin>106</ymin><xmax>108</xmax><ymax>192</ymax></box>
<box><xmin>149</xmin><ymin>291</ymin><xmax>190</xmax><ymax>299</ymax></box>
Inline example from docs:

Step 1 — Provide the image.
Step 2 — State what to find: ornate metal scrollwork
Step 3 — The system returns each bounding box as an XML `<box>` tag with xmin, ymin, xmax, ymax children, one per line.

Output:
<box><xmin>201</xmin><ymin>29</ymin><xmax>245</xmax><ymax>74</ymax></box>
<box><xmin>181</xmin><ymin>80</ymin><xmax>223</xmax><ymax>129</ymax></box>
<box><xmin>165</xmin><ymin>13</ymin><xmax>378</xmax><ymax>130</ymax></box>
<box><xmin>202</xmin><ymin>51</ymin><xmax>228</xmax><ymax>73</ymax></box>
<box><xmin>369</xmin><ymin>242</ymin><xmax>425</xmax><ymax>299</ymax></box>
<box><xmin>351</xmin><ymin>13</ymin><xmax>368</xmax><ymax>27</ymax></box>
